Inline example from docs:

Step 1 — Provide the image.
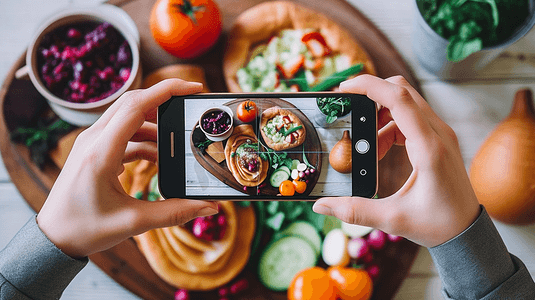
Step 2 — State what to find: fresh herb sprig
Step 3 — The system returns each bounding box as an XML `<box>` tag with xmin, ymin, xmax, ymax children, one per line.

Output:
<box><xmin>10</xmin><ymin>118</ymin><xmax>75</xmax><ymax>169</ymax></box>
<box><xmin>317</xmin><ymin>97</ymin><xmax>352</xmax><ymax>124</ymax></box>
<box><xmin>194</xmin><ymin>139</ymin><xmax>213</xmax><ymax>154</ymax></box>
<box><xmin>258</xmin><ymin>141</ymin><xmax>293</xmax><ymax>170</ymax></box>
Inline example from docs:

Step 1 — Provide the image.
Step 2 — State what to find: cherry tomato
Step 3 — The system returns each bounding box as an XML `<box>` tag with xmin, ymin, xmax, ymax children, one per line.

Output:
<box><xmin>288</xmin><ymin>267</ymin><xmax>337</xmax><ymax>300</ymax></box>
<box><xmin>327</xmin><ymin>266</ymin><xmax>373</xmax><ymax>300</ymax></box>
<box><xmin>150</xmin><ymin>0</ymin><xmax>222</xmax><ymax>59</ymax></box>
<box><xmin>279</xmin><ymin>180</ymin><xmax>295</xmax><ymax>196</ymax></box>
<box><xmin>236</xmin><ymin>101</ymin><xmax>258</xmax><ymax>123</ymax></box>
<box><xmin>293</xmin><ymin>180</ymin><xmax>307</xmax><ymax>194</ymax></box>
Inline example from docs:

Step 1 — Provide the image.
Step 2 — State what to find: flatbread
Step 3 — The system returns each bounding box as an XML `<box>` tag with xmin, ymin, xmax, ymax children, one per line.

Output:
<box><xmin>133</xmin><ymin>205</ymin><xmax>255</xmax><ymax>290</ymax></box>
<box><xmin>223</xmin><ymin>1</ymin><xmax>376</xmax><ymax>92</ymax></box>
<box><xmin>260</xmin><ymin>105</ymin><xmax>306</xmax><ymax>151</ymax></box>
<box><xmin>224</xmin><ymin>124</ymin><xmax>269</xmax><ymax>187</ymax></box>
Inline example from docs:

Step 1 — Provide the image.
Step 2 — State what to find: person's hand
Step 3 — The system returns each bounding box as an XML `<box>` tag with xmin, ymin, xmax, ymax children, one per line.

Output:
<box><xmin>36</xmin><ymin>79</ymin><xmax>219</xmax><ymax>259</ymax></box>
<box><xmin>313</xmin><ymin>75</ymin><xmax>480</xmax><ymax>248</ymax></box>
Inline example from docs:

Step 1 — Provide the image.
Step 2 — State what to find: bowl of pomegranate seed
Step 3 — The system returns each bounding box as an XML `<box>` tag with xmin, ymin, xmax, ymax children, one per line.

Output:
<box><xmin>17</xmin><ymin>4</ymin><xmax>142</xmax><ymax>126</ymax></box>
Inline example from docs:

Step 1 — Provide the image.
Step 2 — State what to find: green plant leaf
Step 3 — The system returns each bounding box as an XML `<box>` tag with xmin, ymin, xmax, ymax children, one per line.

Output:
<box><xmin>447</xmin><ymin>37</ymin><xmax>483</xmax><ymax>62</ymax></box>
<box><xmin>469</xmin><ymin>0</ymin><xmax>499</xmax><ymax>28</ymax></box>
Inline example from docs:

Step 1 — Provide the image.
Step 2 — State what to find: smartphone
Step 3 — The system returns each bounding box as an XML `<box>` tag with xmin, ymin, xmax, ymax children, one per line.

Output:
<box><xmin>158</xmin><ymin>93</ymin><xmax>377</xmax><ymax>200</ymax></box>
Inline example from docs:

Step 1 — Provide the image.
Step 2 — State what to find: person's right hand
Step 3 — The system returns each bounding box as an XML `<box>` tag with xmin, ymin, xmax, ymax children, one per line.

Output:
<box><xmin>313</xmin><ymin>75</ymin><xmax>481</xmax><ymax>248</ymax></box>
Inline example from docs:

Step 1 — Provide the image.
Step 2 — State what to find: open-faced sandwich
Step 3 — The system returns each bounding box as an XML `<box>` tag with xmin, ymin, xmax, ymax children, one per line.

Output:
<box><xmin>224</xmin><ymin>124</ymin><xmax>269</xmax><ymax>187</ymax></box>
<box><xmin>260</xmin><ymin>106</ymin><xmax>306</xmax><ymax>151</ymax></box>
<box><xmin>223</xmin><ymin>1</ymin><xmax>376</xmax><ymax>93</ymax></box>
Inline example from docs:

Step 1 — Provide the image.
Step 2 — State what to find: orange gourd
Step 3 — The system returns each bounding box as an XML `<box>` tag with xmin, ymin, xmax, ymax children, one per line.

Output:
<box><xmin>469</xmin><ymin>89</ymin><xmax>535</xmax><ymax>224</ymax></box>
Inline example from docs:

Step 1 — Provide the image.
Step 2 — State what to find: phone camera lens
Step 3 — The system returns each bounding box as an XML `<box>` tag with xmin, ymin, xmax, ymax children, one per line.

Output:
<box><xmin>360</xmin><ymin>169</ymin><xmax>367</xmax><ymax>176</ymax></box>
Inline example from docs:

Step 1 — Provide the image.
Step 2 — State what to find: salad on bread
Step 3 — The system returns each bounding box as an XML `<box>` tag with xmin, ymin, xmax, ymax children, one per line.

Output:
<box><xmin>236</xmin><ymin>29</ymin><xmax>361</xmax><ymax>92</ymax></box>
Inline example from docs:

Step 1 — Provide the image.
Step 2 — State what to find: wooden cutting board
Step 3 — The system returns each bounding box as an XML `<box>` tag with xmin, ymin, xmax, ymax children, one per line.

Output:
<box><xmin>0</xmin><ymin>0</ymin><xmax>418</xmax><ymax>299</ymax></box>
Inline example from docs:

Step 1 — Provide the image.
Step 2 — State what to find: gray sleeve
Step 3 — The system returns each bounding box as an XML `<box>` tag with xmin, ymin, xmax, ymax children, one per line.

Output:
<box><xmin>429</xmin><ymin>206</ymin><xmax>535</xmax><ymax>300</ymax></box>
<box><xmin>0</xmin><ymin>217</ymin><xmax>88</xmax><ymax>300</ymax></box>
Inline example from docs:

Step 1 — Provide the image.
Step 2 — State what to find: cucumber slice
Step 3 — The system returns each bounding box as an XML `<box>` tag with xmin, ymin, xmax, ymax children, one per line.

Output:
<box><xmin>277</xmin><ymin>166</ymin><xmax>291</xmax><ymax>176</ymax></box>
<box><xmin>270</xmin><ymin>169</ymin><xmax>290</xmax><ymax>187</ymax></box>
<box><xmin>280</xmin><ymin>221</ymin><xmax>322</xmax><ymax>256</ymax></box>
<box><xmin>258</xmin><ymin>236</ymin><xmax>317</xmax><ymax>291</ymax></box>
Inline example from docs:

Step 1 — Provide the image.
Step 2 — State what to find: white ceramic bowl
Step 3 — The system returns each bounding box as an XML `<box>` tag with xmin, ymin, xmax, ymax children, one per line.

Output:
<box><xmin>198</xmin><ymin>106</ymin><xmax>234</xmax><ymax>141</ymax></box>
<box><xmin>20</xmin><ymin>4</ymin><xmax>142</xmax><ymax>126</ymax></box>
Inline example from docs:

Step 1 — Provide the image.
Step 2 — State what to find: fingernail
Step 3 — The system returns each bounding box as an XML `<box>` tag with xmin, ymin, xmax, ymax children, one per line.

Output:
<box><xmin>190</xmin><ymin>81</ymin><xmax>203</xmax><ymax>88</ymax></box>
<box><xmin>197</xmin><ymin>206</ymin><xmax>218</xmax><ymax>217</ymax></box>
<box><xmin>313</xmin><ymin>204</ymin><xmax>333</xmax><ymax>216</ymax></box>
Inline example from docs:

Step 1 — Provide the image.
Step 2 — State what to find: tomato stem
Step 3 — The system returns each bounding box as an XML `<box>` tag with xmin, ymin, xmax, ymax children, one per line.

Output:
<box><xmin>173</xmin><ymin>0</ymin><xmax>205</xmax><ymax>25</ymax></box>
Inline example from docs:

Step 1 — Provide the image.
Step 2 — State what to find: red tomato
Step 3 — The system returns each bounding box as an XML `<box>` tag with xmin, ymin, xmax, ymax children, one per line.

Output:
<box><xmin>236</xmin><ymin>101</ymin><xmax>258</xmax><ymax>123</ymax></box>
<box><xmin>150</xmin><ymin>0</ymin><xmax>222</xmax><ymax>59</ymax></box>
<box><xmin>288</xmin><ymin>267</ymin><xmax>337</xmax><ymax>300</ymax></box>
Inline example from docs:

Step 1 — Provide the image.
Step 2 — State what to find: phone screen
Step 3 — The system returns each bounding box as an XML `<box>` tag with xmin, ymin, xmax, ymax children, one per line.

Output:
<box><xmin>158</xmin><ymin>93</ymin><xmax>377</xmax><ymax>199</ymax></box>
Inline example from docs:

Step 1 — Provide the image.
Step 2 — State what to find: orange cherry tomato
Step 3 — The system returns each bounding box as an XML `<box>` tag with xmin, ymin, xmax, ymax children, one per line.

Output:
<box><xmin>288</xmin><ymin>267</ymin><xmax>337</xmax><ymax>300</ymax></box>
<box><xmin>293</xmin><ymin>180</ymin><xmax>307</xmax><ymax>194</ymax></box>
<box><xmin>236</xmin><ymin>101</ymin><xmax>258</xmax><ymax>123</ymax></box>
<box><xmin>279</xmin><ymin>180</ymin><xmax>295</xmax><ymax>196</ymax></box>
<box><xmin>149</xmin><ymin>0</ymin><xmax>222</xmax><ymax>59</ymax></box>
<box><xmin>327</xmin><ymin>266</ymin><xmax>373</xmax><ymax>300</ymax></box>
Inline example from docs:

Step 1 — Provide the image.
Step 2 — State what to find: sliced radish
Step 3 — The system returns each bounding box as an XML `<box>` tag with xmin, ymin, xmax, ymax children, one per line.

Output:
<box><xmin>341</xmin><ymin>221</ymin><xmax>374</xmax><ymax>238</ymax></box>
<box><xmin>291</xmin><ymin>169</ymin><xmax>299</xmax><ymax>180</ymax></box>
<box><xmin>297</xmin><ymin>163</ymin><xmax>307</xmax><ymax>172</ymax></box>
<box><xmin>321</xmin><ymin>229</ymin><xmax>350</xmax><ymax>267</ymax></box>
<box><xmin>346</xmin><ymin>238</ymin><xmax>369</xmax><ymax>260</ymax></box>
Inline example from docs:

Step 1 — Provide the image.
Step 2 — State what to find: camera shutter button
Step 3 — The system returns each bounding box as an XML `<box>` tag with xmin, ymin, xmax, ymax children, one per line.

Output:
<box><xmin>355</xmin><ymin>139</ymin><xmax>370</xmax><ymax>154</ymax></box>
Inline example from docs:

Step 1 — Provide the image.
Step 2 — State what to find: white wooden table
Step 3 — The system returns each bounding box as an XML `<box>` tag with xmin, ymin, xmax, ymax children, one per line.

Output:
<box><xmin>1</xmin><ymin>0</ymin><xmax>534</xmax><ymax>299</ymax></box>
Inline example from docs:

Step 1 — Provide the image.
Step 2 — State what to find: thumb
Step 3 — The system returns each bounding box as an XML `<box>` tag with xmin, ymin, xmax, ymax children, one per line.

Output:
<box><xmin>135</xmin><ymin>198</ymin><xmax>219</xmax><ymax>231</ymax></box>
<box><xmin>313</xmin><ymin>196</ymin><xmax>388</xmax><ymax>229</ymax></box>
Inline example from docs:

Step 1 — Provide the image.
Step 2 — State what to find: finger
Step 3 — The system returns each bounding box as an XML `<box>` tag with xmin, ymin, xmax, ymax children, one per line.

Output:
<box><xmin>378</xmin><ymin>121</ymin><xmax>406</xmax><ymax>160</ymax></box>
<box><xmin>130</xmin><ymin>121</ymin><xmax>157</xmax><ymax>142</ymax></box>
<box><xmin>134</xmin><ymin>199</ymin><xmax>219</xmax><ymax>231</ymax></box>
<box><xmin>340</xmin><ymin>75</ymin><xmax>435</xmax><ymax>146</ymax></box>
<box><xmin>385</xmin><ymin>76</ymin><xmax>453</xmax><ymax>140</ymax></box>
<box><xmin>123</xmin><ymin>141</ymin><xmax>157</xmax><ymax>164</ymax></box>
<box><xmin>313</xmin><ymin>196</ymin><xmax>389</xmax><ymax>230</ymax></box>
<box><xmin>377</xmin><ymin>107</ymin><xmax>393</xmax><ymax>130</ymax></box>
<box><xmin>100</xmin><ymin>79</ymin><xmax>202</xmax><ymax>163</ymax></box>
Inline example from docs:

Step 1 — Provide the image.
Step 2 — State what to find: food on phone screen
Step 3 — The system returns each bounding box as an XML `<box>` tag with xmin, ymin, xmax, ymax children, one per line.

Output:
<box><xmin>292</xmin><ymin>180</ymin><xmax>307</xmax><ymax>194</ymax></box>
<box><xmin>201</xmin><ymin>109</ymin><xmax>232</xmax><ymax>135</ymax></box>
<box><xmin>261</xmin><ymin>106</ymin><xmax>306</xmax><ymax>151</ymax></box>
<box><xmin>279</xmin><ymin>180</ymin><xmax>296</xmax><ymax>196</ymax></box>
<box><xmin>236</xmin><ymin>100</ymin><xmax>258</xmax><ymax>123</ymax></box>
<box><xmin>205</xmin><ymin>141</ymin><xmax>226</xmax><ymax>163</ymax></box>
<box><xmin>317</xmin><ymin>97</ymin><xmax>352</xmax><ymax>124</ymax></box>
<box><xmin>149</xmin><ymin>0</ymin><xmax>222</xmax><ymax>59</ymax></box>
<box><xmin>223</xmin><ymin>1</ymin><xmax>375</xmax><ymax>93</ymax></box>
<box><xmin>329</xmin><ymin>130</ymin><xmax>352</xmax><ymax>173</ymax></box>
<box><xmin>225</xmin><ymin>125</ymin><xmax>269</xmax><ymax>187</ymax></box>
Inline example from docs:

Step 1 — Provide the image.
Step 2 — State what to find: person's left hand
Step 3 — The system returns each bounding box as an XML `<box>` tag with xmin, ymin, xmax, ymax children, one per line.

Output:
<box><xmin>37</xmin><ymin>79</ymin><xmax>219</xmax><ymax>259</ymax></box>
